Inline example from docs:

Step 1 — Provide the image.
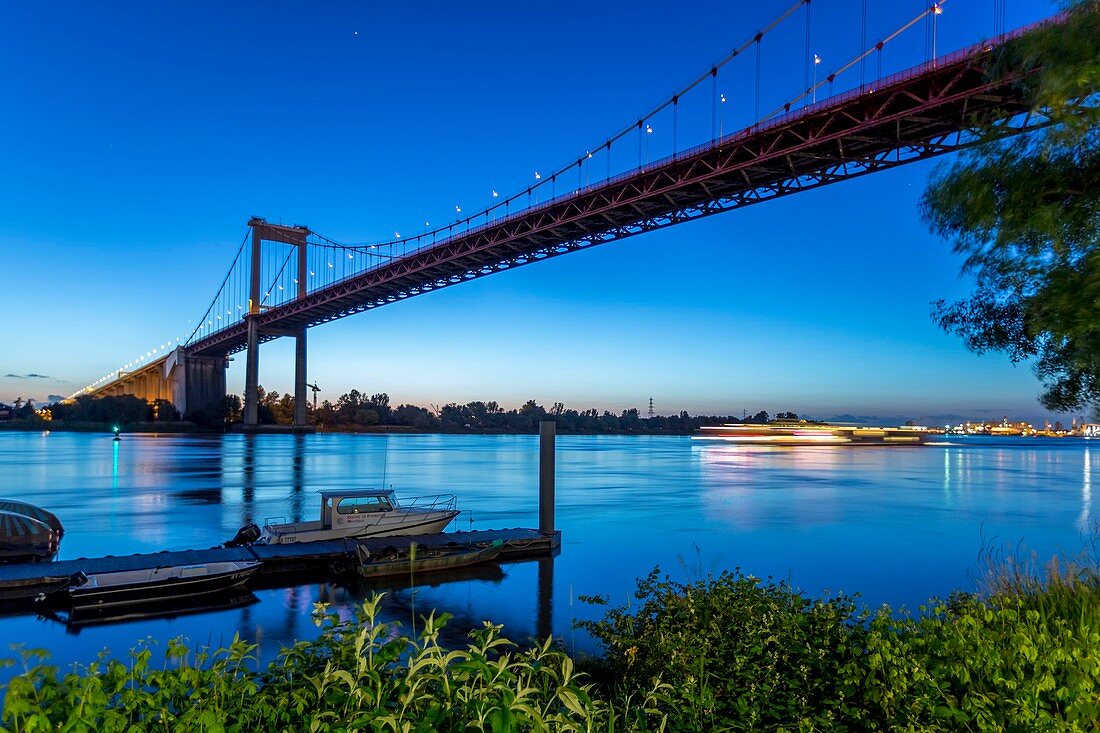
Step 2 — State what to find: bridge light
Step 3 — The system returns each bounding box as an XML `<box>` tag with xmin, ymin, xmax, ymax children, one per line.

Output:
<box><xmin>491</xmin><ymin>190</ymin><xmax>498</xmax><ymax>198</ymax></box>
<box><xmin>646</xmin><ymin>125</ymin><xmax>653</xmax><ymax>134</ymax></box>
<box><xmin>814</xmin><ymin>53</ymin><xmax>821</xmax><ymax>64</ymax></box>
<box><xmin>534</xmin><ymin>171</ymin><xmax>541</xmax><ymax>180</ymax></box>
<box><xmin>395</xmin><ymin>231</ymin><xmax>401</xmax><ymax>238</ymax></box>
<box><xmin>933</xmin><ymin>3</ymin><xmax>942</xmax><ymax>14</ymax></box>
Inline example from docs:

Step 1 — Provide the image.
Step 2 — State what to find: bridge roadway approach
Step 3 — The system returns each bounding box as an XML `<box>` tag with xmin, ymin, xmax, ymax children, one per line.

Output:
<box><xmin>85</xmin><ymin>29</ymin><xmax>1050</xmax><ymax>426</ymax></box>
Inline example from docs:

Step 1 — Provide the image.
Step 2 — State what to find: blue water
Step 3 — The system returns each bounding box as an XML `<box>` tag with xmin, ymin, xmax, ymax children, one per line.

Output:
<box><xmin>0</xmin><ymin>431</ymin><xmax>1095</xmax><ymax>678</ymax></box>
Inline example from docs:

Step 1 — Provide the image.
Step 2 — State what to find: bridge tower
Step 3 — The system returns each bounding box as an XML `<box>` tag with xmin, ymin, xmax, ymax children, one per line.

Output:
<box><xmin>243</xmin><ymin>218</ymin><xmax>312</xmax><ymax>431</ymax></box>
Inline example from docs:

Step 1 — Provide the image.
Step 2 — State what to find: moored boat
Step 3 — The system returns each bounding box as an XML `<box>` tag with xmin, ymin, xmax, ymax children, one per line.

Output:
<box><xmin>0</xmin><ymin>511</ymin><xmax>60</xmax><ymax>563</ymax></box>
<box><xmin>257</xmin><ymin>490</ymin><xmax>459</xmax><ymax>545</ymax></box>
<box><xmin>354</xmin><ymin>542</ymin><xmax>504</xmax><ymax>580</ymax></box>
<box><xmin>0</xmin><ymin>500</ymin><xmax>64</xmax><ymax>537</ymax></box>
<box><xmin>56</xmin><ymin>560</ymin><xmax>260</xmax><ymax>609</ymax></box>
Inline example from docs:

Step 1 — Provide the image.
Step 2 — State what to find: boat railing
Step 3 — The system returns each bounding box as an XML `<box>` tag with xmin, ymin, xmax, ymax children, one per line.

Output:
<box><xmin>399</xmin><ymin>494</ymin><xmax>457</xmax><ymax>518</ymax></box>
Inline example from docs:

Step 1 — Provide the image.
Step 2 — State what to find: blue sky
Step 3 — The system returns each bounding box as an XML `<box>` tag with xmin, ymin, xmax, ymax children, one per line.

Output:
<box><xmin>0</xmin><ymin>0</ymin><xmax>1071</xmax><ymax>422</ymax></box>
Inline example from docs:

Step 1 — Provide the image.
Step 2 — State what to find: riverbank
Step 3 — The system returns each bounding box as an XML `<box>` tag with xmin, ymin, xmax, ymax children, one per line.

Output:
<box><xmin>0</xmin><ymin>419</ymin><xmax>205</xmax><ymax>433</ymax></box>
<box><xmin>5</xmin><ymin>564</ymin><xmax>1097</xmax><ymax>731</ymax></box>
<box><xmin>0</xmin><ymin>420</ymin><xmax>697</xmax><ymax>436</ymax></box>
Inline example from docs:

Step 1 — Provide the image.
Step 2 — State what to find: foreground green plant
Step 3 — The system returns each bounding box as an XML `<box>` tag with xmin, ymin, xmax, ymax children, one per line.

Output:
<box><xmin>5</xmin><ymin>566</ymin><xmax>1100</xmax><ymax>732</ymax></box>
<box><xmin>1</xmin><ymin>595</ymin><xmax>660</xmax><ymax>732</ymax></box>
<box><xmin>580</xmin><ymin>566</ymin><xmax>1100</xmax><ymax>732</ymax></box>
<box><xmin>579</xmin><ymin>569</ymin><xmax>868</xmax><ymax>731</ymax></box>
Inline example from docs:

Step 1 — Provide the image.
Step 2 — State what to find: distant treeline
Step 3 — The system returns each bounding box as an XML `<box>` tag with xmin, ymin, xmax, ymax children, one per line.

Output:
<box><xmin>40</xmin><ymin>395</ymin><xmax>181</xmax><ymax>424</ymax></box>
<box><xmin>260</xmin><ymin>388</ymin><xmax>795</xmax><ymax>435</ymax></box>
<box><xmin>14</xmin><ymin>388</ymin><xmax>801</xmax><ymax>434</ymax></box>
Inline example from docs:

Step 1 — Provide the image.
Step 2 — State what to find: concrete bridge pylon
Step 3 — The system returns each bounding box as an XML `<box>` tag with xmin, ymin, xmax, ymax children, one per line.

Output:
<box><xmin>86</xmin><ymin>347</ymin><xmax>226</xmax><ymax>419</ymax></box>
<box><xmin>242</xmin><ymin>218</ymin><xmax>311</xmax><ymax>432</ymax></box>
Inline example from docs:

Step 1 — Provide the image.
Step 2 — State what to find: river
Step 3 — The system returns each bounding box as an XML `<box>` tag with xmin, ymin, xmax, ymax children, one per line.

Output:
<box><xmin>0</xmin><ymin>431</ymin><xmax>1095</xmax><ymax>677</ymax></box>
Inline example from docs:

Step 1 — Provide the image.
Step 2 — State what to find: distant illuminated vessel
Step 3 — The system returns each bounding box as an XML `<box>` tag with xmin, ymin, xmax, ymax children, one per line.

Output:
<box><xmin>694</xmin><ymin>420</ymin><xmax>934</xmax><ymax>445</ymax></box>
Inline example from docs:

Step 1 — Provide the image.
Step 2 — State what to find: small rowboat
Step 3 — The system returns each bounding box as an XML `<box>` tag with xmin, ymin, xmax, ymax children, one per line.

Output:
<box><xmin>355</xmin><ymin>543</ymin><xmax>504</xmax><ymax>580</ymax></box>
<box><xmin>0</xmin><ymin>500</ymin><xmax>64</xmax><ymax>537</ymax></box>
<box><xmin>0</xmin><ymin>511</ymin><xmax>59</xmax><ymax>562</ymax></box>
<box><xmin>58</xmin><ymin>560</ymin><xmax>260</xmax><ymax>609</ymax></box>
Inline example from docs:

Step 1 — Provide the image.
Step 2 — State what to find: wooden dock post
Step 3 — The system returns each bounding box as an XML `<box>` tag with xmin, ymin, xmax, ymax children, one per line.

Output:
<box><xmin>536</xmin><ymin>555</ymin><xmax>554</xmax><ymax>639</ymax></box>
<box><xmin>539</xmin><ymin>420</ymin><xmax>555</xmax><ymax>535</ymax></box>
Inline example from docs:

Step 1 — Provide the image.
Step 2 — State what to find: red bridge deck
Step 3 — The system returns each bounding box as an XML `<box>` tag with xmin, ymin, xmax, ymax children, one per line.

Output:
<box><xmin>189</xmin><ymin>33</ymin><xmax>1044</xmax><ymax>359</ymax></box>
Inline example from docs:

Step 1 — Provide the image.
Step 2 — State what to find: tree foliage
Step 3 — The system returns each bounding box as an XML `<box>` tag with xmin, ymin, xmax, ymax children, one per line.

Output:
<box><xmin>303</xmin><ymin>388</ymin><xmax>794</xmax><ymax>435</ymax></box>
<box><xmin>923</xmin><ymin>1</ymin><xmax>1100</xmax><ymax>412</ymax></box>
<box><xmin>49</xmin><ymin>395</ymin><xmax>171</xmax><ymax>425</ymax></box>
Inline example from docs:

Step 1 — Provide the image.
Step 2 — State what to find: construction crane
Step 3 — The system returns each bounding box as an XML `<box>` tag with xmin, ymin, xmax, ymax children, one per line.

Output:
<box><xmin>306</xmin><ymin>382</ymin><xmax>320</xmax><ymax>410</ymax></box>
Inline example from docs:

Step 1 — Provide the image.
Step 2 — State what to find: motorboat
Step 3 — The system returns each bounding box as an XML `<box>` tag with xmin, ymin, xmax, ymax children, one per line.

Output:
<box><xmin>352</xmin><ymin>541</ymin><xmax>504</xmax><ymax>580</ymax></box>
<box><xmin>52</xmin><ymin>560</ymin><xmax>260</xmax><ymax>609</ymax></box>
<box><xmin>258</xmin><ymin>489</ymin><xmax>459</xmax><ymax>545</ymax></box>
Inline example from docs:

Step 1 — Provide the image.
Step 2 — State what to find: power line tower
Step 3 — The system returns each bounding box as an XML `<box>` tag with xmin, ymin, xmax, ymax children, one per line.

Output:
<box><xmin>648</xmin><ymin>397</ymin><xmax>655</xmax><ymax>419</ymax></box>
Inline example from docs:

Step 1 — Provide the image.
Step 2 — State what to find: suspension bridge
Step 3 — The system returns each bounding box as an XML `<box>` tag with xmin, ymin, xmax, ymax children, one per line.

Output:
<box><xmin>77</xmin><ymin>1</ymin><xmax>1062</xmax><ymax>429</ymax></box>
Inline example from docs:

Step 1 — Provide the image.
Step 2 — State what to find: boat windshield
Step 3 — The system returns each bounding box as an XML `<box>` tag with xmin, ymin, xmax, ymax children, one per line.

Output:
<box><xmin>336</xmin><ymin>495</ymin><xmax>393</xmax><ymax>514</ymax></box>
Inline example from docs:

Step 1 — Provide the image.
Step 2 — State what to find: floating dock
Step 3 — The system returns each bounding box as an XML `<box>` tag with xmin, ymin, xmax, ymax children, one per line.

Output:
<box><xmin>0</xmin><ymin>421</ymin><xmax>564</xmax><ymax>620</ymax></box>
<box><xmin>0</xmin><ymin>528</ymin><xmax>560</xmax><ymax>601</ymax></box>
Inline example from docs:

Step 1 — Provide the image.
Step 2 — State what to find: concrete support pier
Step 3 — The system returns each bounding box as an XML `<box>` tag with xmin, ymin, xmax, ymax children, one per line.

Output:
<box><xmin>99</xmin><ymin>348</ymin><xmax>227</xmax><ymax>418</ymax></box>
<box><xmin>243</xmin><ymin>317</ymin><xmax>260</xmax><ymax>427</ymax></box>
<box><xmin>293</xmin><ymin>328</ymin><xmax>307</xmax><ymax>429</ymax></box>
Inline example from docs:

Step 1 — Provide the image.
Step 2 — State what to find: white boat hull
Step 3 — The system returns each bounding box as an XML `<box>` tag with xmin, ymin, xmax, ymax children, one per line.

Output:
<box><xmin>62</xmin><ymin>561</ymin><xmax>260</xmax><ymax>609</ymax></box>
<box><xmin>262</xmin><ymin>509</ymin><xmax>459</xmax><ymax>545</ymax></box>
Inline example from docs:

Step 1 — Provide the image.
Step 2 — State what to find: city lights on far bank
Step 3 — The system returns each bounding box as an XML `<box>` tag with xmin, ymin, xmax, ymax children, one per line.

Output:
<box><xmin>943</xmin><ymin>416</ymin><xmax>1099</xmax><ymax>438</ymax></box>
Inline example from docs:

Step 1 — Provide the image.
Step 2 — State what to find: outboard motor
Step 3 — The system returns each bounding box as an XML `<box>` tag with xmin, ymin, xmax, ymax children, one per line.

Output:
<box><xmin>224</xmin><ymin>523</ymin><xmax>261</xmax><ymax>548</ymax></box>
